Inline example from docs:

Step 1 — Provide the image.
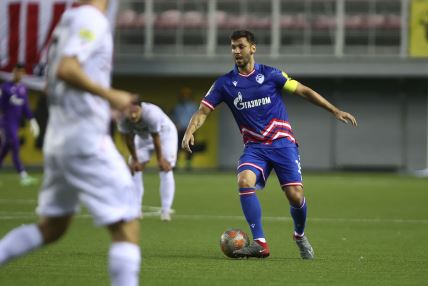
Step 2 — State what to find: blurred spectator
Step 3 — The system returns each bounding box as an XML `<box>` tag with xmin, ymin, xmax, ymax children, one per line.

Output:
<box><xmin>0</xmin><ymin>63</ymin><xmax>39</xmax><ymax>186</ymax></box>
<box><xmin>170</xmin><ymin>87</ymin><xmax>205</xmax><ymax>170</ymax></box>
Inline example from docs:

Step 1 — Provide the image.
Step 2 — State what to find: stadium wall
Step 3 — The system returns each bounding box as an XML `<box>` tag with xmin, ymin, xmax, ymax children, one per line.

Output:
<box><xmin>5</xmin><ymin>76</ymin><xmax>427</xmax><ymax>172</ymax></box>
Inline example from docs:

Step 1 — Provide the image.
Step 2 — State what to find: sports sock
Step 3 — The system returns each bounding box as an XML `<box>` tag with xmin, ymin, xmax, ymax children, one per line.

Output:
<box><xmin>0</xmin><ymin>224</ymin><xmax>43</xmax><ymax>265</ymax></box>
<box><xmin>159</xmin><ymin>171</ymin><xmax>175</xmax><ymax>213</ymax></box>
<box><xmin>239</xmin><ymin>188</ymin><xmax>265</xmax><ymax>240</ymax></box>
<box><xmin>290</xmin><ymin>197</ymin><xmax>307</xmax><ymax>237</ymax></box>
<box><xmin>109</xmin><ymin>242</ymin><xmax>141</xmax><ymax>286</ymax></box>
<box><xmin>132</xmin><ymin>171</ymin><xmax>144</xmax><ymax>213</ymax></box>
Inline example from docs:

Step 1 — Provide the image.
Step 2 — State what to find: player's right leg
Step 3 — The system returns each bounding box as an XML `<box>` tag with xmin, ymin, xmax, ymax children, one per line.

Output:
<box><xmin>233</xmin><ymin>148</ymin><xmax>272</xmax><ymax>258</ymax></box>
<box><xmin>0</xmin><ymin>215</ymin><xmax>73</xmax><ymax>266</ymax></box>
<box><xmin>68</xmin><ymin>138</ymin><xmax>141</xmax><ymax>286</ymax></box>
<box><xmin>0</xmin><ymin>153</ymin><xmax>75</xmax><ymax>266</ymax></box>
<box><xmin>158</xmin><ymin>127</ymin><xmax>178</xmax><ymax>221</ymax></box>
<box><xmin>106</xmin><ymin>219</ymin><xmax>140</xmax><ymax>286</ymax></box>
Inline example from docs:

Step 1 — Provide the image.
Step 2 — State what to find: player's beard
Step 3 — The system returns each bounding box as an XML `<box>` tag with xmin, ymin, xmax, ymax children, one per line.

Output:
<box><xmin>235</xmin><ymin>55</ymin><xmax>250</xmax><ymax>69</ymax></box>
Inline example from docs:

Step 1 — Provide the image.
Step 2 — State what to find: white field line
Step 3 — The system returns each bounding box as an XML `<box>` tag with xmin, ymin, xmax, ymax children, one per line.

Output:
<box><xmin>0</xmin><ymin>206</ymin><xmax>427</xmax><ymax>224</ymax></box>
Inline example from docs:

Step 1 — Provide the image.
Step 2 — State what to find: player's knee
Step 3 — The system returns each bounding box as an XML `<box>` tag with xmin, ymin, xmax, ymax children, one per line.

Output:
<box><xmin>237</xmin><ymin>176</ymin><xmax>254</xmax><ymax>188</ymax></box>
<box><xmin>283</xmin><ymin>185</ymin><xmax>304</xmax><ymax>207</ymax></box>
<box><xmin>107</xmin><ymin>219</ymin><xmax>140</xmax><ymax>244</ymax></box>
<box><xmin>38</xmin><ymin>221</ymin><xmax>68</xmax><ymax>244</ymax></box>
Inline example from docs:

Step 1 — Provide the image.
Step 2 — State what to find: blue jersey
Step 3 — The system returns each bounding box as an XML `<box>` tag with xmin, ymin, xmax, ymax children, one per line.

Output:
<box><xmin>202</xmin><ymin>63</ymin><xmax>298</xmax><ymax>148</ymax></box>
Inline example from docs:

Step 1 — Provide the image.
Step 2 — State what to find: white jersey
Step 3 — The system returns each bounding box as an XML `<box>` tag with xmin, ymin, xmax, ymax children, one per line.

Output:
<box><xmin>118</xmin><ymin>102</ymin><xmax>176</xmax><ymax>140</ymax></box>
<box><xmin>44</xmin><ymin>5</ymin><xmax>113</xmax><ymax>155</ymax></box>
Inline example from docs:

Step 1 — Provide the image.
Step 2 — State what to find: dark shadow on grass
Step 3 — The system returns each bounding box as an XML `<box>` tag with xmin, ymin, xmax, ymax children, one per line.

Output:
<box><xmin>148</xmin><ymin>253</ymin><xmax>303</xmax><ymax>261</ymax></box>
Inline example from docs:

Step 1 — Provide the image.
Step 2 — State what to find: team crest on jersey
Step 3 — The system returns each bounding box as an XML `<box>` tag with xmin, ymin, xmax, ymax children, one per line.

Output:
<box><xmin>10</xmin><ymin>94</ymin><xmax>24</xmax><ymax>106</ymax></box>
<box><xmin>256</xmin><ymin>74</ymin><xmax>264</xmax><ymax>84</ymax></box>
<box><xmin>232</xmin><ymin>81</ymin><xmax>238</xmax><ymax>87</ymax></box>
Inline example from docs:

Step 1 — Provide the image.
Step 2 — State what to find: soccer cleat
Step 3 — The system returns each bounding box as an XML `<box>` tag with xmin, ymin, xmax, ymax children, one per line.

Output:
<box><xmin>294</xmin><ymin>235</ymin><xmax>315</xmax><ymax>259</ymax></box>
<box><xmin>20</xmin><ymin>176</ymin><xmax>38</xmax><ymax>187</ymax></box>
<box><xmin>160</xmin><ymin>211</ymin><xmax>171</xmax><ymax>222</ymax></box>
<box><xmin>233</xmin><ymin>240</ymin><xmax>270</xmax><ymax>258</ymax></box>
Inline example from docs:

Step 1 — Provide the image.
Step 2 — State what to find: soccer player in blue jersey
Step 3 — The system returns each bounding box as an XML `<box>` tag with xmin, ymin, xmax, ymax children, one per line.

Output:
<box><xmin>182</xmin><ymin>30</ymin><xmax>357</xmax><ymax>259</ymax></box>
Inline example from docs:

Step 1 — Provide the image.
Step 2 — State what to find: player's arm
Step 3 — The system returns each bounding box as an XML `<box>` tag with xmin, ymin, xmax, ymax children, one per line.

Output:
<box><xmin>151</xmin><ymin>132</ymin><xmax>172</xmax><ymax>172</ymax></box>
<box><xmin>182</xmin><ymin>104</ymin><xmax>211</xmax><ymax>153</ymax></box>
<box><xmin>121</xmin><ymin>132</ymin><xmax>140</xmax><ymax>174</ymax></box>
<box><xmin>287</xmin><ymin>80</ymin><xmax>357</xmax><ymax>126</ymax></box>
<box><xmin>56</xmin><ymin>57</ymin><xmax>134</xmax><ymax>112</ymax></box>
<box><xmin>21</xmin><ymin>89</ymin><xmax>40</xmax><ymax>138</ymax></box>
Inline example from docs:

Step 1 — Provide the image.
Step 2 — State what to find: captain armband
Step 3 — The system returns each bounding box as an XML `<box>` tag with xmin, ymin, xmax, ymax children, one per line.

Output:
<box><xmin>282</xmin><ymin>71</ymin><xmax>299</xmax><ymax>93</ymax></box>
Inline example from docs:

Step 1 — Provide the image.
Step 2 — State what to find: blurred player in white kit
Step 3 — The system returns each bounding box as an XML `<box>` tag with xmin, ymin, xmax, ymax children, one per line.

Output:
<box><xmin>118</xmin><ymin>101</ymin><xmax>178</xmax><ymax>221</ymax></box>
<box><xmin>0</xmin><ymin>1</ymin><xmax>141</xmax><ymax>285</ymax></box>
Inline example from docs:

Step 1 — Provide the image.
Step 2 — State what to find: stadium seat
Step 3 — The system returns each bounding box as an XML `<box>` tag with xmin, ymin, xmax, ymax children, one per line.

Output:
<box><xmin>182</xmin><ymin>11</ymin><xmax>206</xmax><ymax>28</ymax></box>
<box><xmin>224</xmin><ymin>15</ymin><xmax>248</xmax><ymax>29</ymax></box>
<box><xmin>116</xmin><ymin>10</ymin><xmax>137</xmax><ymax>28</ymax></box>
<box><xmin>247</xmin><ymin>16</ymin><xmax>271</xmax><ymax>29</ymax></box>
<box><xmin>280</xmin><ymin>14</ymin><xmax>308</xmax><ymax>30</ymax></box>
<box><xmin>215</xmin><ymin>10</ymin><xmax>228</xmax><ymax>28</ymax></box>
<box><xmin>155</xmin><ymin>9</ymin><xmax>182</xmax><ymax>29</ymax></box>
<box><xmin>345</xmin><ymin>14</ymin><xmax>365</xmax><ymax>30</ymax></box>
<box><xmin>384</xmin><ymin>14</ymin><xmax>401</xmax><ymax>30</ymax></box>
<box><xmin>312</xmin><ymin>15</ymin><xmax>336</xmax><ymax>30</ymax></box>
<box><xmin>134</xmin><ymin>12</ymin><xmax>158</xmax><ymax>28</ymax></box>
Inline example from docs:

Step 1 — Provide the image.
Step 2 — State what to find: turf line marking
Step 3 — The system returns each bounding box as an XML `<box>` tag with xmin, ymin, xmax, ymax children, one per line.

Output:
<box><xmin>0</xmin><ymin>211</ymin><xmax>427</xmax><ymax>224</ymax></box>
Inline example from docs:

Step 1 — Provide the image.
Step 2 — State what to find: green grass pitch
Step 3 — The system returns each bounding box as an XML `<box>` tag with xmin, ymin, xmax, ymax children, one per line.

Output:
<box><xmin>0</xmin><ymin>171</ymin><xmax>427</xmax><ymax>285</ymax></box>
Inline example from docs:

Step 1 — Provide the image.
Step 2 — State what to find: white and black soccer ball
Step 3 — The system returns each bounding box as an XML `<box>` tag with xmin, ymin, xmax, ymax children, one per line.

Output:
<box><xmin>220</xmin><ymin>228</ymin><xmax>250</xmax><ymax>258</ymax></box>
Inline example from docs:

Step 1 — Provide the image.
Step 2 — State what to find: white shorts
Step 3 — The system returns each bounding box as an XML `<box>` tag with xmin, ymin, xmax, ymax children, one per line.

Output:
<box><xmin>37</xmin><ymin>138</ymin><xmax>140</xmax><ymax>226</ymax></box>
<box><xmin>135</xmin><ymin>125</ymin><xmax>178</xmax><ymax>167</ymax></box>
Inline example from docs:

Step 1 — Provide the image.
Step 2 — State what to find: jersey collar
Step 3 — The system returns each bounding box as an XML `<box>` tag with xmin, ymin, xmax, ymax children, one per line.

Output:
<box><xmin>234</xmin><ymin>63</ymin><xmax>260</xmax><ymax>77</ymax></box>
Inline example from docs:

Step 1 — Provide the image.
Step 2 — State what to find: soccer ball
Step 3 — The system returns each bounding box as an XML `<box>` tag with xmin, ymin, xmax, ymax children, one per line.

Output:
<box><xmin>220</xmin><ymin>228</ymin><xmax>250</xmax><ymax>258</ymax></box>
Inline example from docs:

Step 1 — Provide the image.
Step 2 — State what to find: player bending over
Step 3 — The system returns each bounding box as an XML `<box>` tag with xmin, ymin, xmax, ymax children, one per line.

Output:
<box><xmin>118</xmin><ymin>101</ymin><xmax>178</xmax><ymax>221</ymax></box>
<box><xmin>0</xmin><ymin>1</ymin><xmax>141</xmax><ymax>285</ymax></box>
<box><xmin>182</xmin><ymin>30</ymin><xmax>357</xmax><ymax>259</ymax></box>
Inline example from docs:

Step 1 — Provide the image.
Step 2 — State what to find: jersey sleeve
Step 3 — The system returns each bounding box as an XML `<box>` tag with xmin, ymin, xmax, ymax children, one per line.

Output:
<box><xmin>200</xmin><ymin>80</ymin><xmax>224</xmax><ymax>111</ymax></box>
<box><xmin>22</xmin><ymin>89</ymin><xmax>34</xmax><ymax>119</ymax></box>
<box><xmin>145</xmin><ymin>109</ymin><xmax>163</xmax><ymax>134</ymax></box>
<box><xmin>62</xmin><ymin>10</ymin><xmax>108</xmax><ymax>64</ymax></box>
<box><xmin>270</xmin><ymin>68</ymin><xmax>298</xmax><ymax>93</ymax></box>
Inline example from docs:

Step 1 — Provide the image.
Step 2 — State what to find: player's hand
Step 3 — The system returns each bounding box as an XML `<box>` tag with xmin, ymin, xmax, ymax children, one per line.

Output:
<box><xmin>182</xmin><ymin>132</ymin><xmax>194</xmax><ymax>153</ymax></box>
<box><xmin>334</xmin><ymin>110</ymin><xmax>358</xmax><ymax>126</ymax></box>
<box><xmin>105</xmin><ymin>88</ymin><xmax>138</xmax><ymax>112</ymax></box>
<box><xmin>29</xmin><ymin>118</ymin><xmax>40</xmax><ymax>138</ymax></box>
<box><xmin>129</xmin><ymin>158</ymin><xmax>142</xmax><ymax>175</ymax></box>
<box><xmin>158</xmin><ymin>158</ymin><xmax>172</xmax><ymax>172</ymax></box>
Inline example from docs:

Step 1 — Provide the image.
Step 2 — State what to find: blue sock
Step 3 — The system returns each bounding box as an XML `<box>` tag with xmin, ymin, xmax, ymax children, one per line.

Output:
<box><xmin>290</xmin><ymin>197</ymin><xmax>307</xmax><ymax>237</ymax></box>
<box><xmin>239</xmin><ymin>188</ymin><xmax>265</xmax><ymax>240</ymax></box>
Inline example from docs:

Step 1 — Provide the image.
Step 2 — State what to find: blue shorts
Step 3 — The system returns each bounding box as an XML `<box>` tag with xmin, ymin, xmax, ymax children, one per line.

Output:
<box><xmin>237</xmin><ymin>145</ymin><xmax>303</xmax><ymax>190</ymax></box>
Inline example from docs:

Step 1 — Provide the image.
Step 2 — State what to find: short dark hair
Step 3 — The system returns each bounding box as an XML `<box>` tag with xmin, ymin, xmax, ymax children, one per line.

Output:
<box><xmin>230</xmin><ymin>30</ymin><xmax>256</xmax><ymax>45</ymax></box>
<box><xmin>15</xmin><ymin>63</ymin><xmax>25</xmax><ymax>69</ymax></box>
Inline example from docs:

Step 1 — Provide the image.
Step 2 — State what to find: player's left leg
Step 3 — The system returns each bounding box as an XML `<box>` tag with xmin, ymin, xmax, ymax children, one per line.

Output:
<box><xmin>158</xmin><ymin>126</ymin><xmax>178</xmax><ymax>221</ymax></box>
<box><xmin>272</xmin><ymin>146</ymin><xmax>314</xmax><ymax>259</ymax></box>
<box><xmin>5</xmin><ymin>128</ymin><xmax>37</xmax><ymax>185</ymax></box>
<box><xmin>0</xmin><ymin>139</ymin><xmax>10</xmax><ymax>167</ymax></box>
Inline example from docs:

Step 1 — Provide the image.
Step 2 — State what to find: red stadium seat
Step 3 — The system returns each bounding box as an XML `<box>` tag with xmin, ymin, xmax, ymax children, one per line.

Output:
<box><xmin>280</xmin><ymin>14</ymin><xmax>308</xmax><ymax>30</ymax></box>
<box><xmin>116</xmin><ymin>10</ymin><xmax>137</xmax><ymax>28</ymax></box>
<box><xmin>182</xmin><ymin>11</ymin><xmax>206</xmax><ymax>28</ymax></box>
<box><xmin>312</xmin><ymin>15</ymin><xmax>336</xmax><ymax>30</ymax></box>
<box><xmin>247</xmin><ymin>17</ymin><xmax>271</xmax><ymax>29</ymax></box>
<box><xmin>224</xmin><ymin>15</ymin><xmax>248</xmax><ymax>29</ymax></box>
<box><xmin>345</xmin><ymin>14</ymin><xmax>365</xmax><ymax>29</ymax></box>
<box><xmin>155</xmin><ymin>10</ymin><xmax>182</xmax><ymax>29</ymax></box>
